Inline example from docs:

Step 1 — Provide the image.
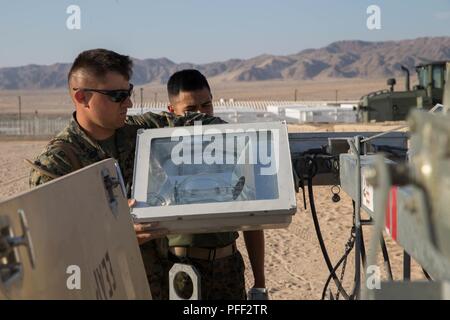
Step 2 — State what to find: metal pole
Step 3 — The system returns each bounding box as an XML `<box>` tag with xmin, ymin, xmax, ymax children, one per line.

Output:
<box><xmin>294</xmin><ymin>89</ymin><xmax>298</xmax><ymax>101</ymax></box>
<box><xmin>140</xmin><ymin>88</ymin><xmax>143</xmax><ymax>114</ymax></box>
<box><xmin>348</xmin><ymin>137</ymin><xmax>362</xmax><ymax>299</ymax></box>
<box><xmin>335</xmin><ymin>90</ymin><xmax>338</xmax><ymax>104</ymax></box>
<box><xmin>33</xmin><ymin>110</ymin><xmax>37</xmax><ymax>136</ymax></box>
<box><xmin>154</xmin><ymin>92</ymin><xmax>157</xmax><ymax>103</ymax></box>
<box><xmin>354</xmin><ymin>136</ymin><xmax>362</xmax><ymax>299</ymax></box>
<box><xmin>18</xmin><ymin>96</ymin><xmax>22</xmax><ymax>135</ymax></box>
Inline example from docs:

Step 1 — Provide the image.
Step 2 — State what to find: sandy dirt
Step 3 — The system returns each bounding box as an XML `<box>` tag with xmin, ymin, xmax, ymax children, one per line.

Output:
<box><xmin>0</xmin><ymin>122</ymin><xmax>425</xmax><ymax>300</ymax></box>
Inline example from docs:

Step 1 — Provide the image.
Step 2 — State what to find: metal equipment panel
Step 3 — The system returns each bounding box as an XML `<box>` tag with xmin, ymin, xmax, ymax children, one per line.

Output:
<box><xmin>0</xmin><ymin>159</ymin><xmax>151</xmax><ymax>300</ymax></box>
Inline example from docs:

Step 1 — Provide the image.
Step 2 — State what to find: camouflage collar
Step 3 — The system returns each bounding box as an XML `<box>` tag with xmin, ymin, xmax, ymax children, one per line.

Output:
<box><xmin>61</xmin><ymin>112</ymin><xmax>109</xmax><ymax>159</ymax></box>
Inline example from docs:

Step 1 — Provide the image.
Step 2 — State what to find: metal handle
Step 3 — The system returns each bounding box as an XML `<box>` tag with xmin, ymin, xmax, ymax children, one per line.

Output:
<box><xmin>102</xmin><ymin>167</ymin><xmax>127</xmax><ymax>217</ymax></box>
<box><xmin>8</xmin><ymin>209</ymin><xmax>37</xmax><ymax>269</ymax></box>
<box><xmin>0</xmin><ymin>209</ymin><xmax>36</xmax><ymax>287</ymax></box>
<box><xmin>114</xmin><ymin>162</ymin><xmax>127</xmax><ymax>198</ymax></box>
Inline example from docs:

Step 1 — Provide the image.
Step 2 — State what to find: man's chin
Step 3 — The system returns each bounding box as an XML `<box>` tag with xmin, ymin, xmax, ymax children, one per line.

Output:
<box><xmin>117</xmin><ymin>114</ymin><xmax>127</xmax><ymax>127</ymax></box>
<box><xmin>113</xmin><ymin>119</ymin><xmax>126</xmax><ymax>129</ymax></box>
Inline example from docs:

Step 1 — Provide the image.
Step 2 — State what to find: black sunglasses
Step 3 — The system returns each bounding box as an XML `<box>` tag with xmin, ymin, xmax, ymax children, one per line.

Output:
<box><xmin>73</xmin><ymin>83</ymin><xmax>134</xmax><ymax>103</ymax></box>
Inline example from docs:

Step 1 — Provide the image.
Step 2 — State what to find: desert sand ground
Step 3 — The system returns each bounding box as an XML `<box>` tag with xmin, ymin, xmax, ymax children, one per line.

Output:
<box><xmin>0</xmin><ymin>121</ymin><xmax>425</xmax><ymax>300</ymax></box>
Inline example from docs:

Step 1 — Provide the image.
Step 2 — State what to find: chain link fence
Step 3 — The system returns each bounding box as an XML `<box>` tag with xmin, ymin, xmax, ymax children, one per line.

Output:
<box><xmin>0</xmin><ymin>116</ymin><xmax>70</xmax><ymax>136</ymax></box>
<box><xmin>0</xmin><ymin>100</ymin><xmax>359</xmax><ymax>136</ymax></box>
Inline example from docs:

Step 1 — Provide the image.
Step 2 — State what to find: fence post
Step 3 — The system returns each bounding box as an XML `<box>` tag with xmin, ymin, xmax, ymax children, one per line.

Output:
<box><xmin>140</xmin><ymin>88</ymin><xmax>143</xmax><ymax>115</ymax></box>
<box><xmin>18</xmin><ymin>96</ymin><xmax>22</xmax><ymax>135</ymax></box>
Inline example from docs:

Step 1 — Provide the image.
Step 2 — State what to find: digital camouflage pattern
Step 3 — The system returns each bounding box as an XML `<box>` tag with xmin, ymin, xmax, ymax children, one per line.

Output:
<box><xmin>28</xmin><ymin>110</ymin><xmax>246</xmax><ymax>300</ymax></box>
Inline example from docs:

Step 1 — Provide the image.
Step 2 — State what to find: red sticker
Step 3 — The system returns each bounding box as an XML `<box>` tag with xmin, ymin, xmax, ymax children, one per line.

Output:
<box><xmin>385</xmin><ymin>186</ymin><xmax>398</xmax><ymax>241</ymax></box>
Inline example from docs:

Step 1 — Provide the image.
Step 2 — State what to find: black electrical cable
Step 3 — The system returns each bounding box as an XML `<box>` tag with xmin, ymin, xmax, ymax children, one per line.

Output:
<box><xmin>321</xmin><ymin>199</ymin><xmax>359</xmax><ymax>300</ymax></box>
<box><xmin>321</xmin><ymin>227</ymin><xmax>356</xmax><ymax>300</ymax></box>
<box><xmin>307</xmin><ymin>175</ymin><xmax>352</xmax><ymax>300</ymax></box>
<box><xmin>294</xmin><ymin>152</ymin><xmax>358</xmax><ymax>300</ymax></box>
<box><xmin>349</xmin><ymin>220</ymin><xmax>368</xmax><ymax>300</ymax></box>
<box><xmin>380</xmin><ymin>236</ymin><xmax>394</xmax><ymax>281</ymax></box>
<box><xmin>358</xmin><ymin>216</ymin><xmax>367</xmax><ymax>268</ymax></box>
<box><xmin>422</xmin><ymin>268</ymin><xmax>432</xmax><ymax>281</ymax></box>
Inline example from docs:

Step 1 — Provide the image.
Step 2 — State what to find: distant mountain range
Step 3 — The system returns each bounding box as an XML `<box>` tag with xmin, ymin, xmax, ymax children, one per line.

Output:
<box><xmin>1</xmin><ymin>37</ymin><xmax>450</xmax><ymax>90</ymax></box>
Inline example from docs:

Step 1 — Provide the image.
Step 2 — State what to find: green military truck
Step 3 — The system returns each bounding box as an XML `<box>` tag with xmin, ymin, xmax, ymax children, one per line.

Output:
<box><xmin>358</xmin><ymin>61</ymin><xmax>447</xmax><ymax>122</ymax></box>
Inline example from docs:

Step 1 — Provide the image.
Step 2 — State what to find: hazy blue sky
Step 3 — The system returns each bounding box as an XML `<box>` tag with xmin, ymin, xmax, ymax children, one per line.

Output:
<box><xmin>1</xmin><ymin>0</ymin><xmax>450</xmax><ymax>67</ymax></box>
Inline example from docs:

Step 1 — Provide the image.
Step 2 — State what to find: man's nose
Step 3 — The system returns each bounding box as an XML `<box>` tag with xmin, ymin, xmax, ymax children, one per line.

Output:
<box><xmin>123</xmin><ymin>96</ymin><xmax>133</xmax><ymax>109</ymax></box>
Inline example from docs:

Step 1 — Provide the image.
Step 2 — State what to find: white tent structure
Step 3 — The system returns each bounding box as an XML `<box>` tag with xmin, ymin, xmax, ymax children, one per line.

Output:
<box><xmin>127</xmin><ymin>101</ymin><xmax>359</xmax><ymax>124</ymax></box>
<box><xmin>284</xmin><ymin>106</ymin><xmax>358</xmax><ymax>123</ymax></box>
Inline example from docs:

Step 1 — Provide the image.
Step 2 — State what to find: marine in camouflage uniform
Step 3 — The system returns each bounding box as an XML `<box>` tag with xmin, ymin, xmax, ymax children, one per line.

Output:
<box><xmin>159</xmin><ymin>69</ymin><xmax>254</xmax><ymax>300</ymax></box>
<box><xmin>28</xmin><ymin>110</ymin><xmax>226</xmax><ymax>300</ymax></box>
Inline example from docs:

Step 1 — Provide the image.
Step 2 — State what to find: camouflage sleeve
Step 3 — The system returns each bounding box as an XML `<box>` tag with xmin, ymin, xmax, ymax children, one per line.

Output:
<box><xmin>28</xmin><ymin>145</ymin><xmax>75</xmax><ymax>188</ymax></box>
<box><xmin>174</xmin><ymin>111</ymin><xmax>228</xmax><ymax>126</ymax></box>
<box><xmin>126</xmin><ymin>111</ymin><xmax>227</xmax><ymax>128</ymax></box>
<box><xmin>125</xmin><ymin>112</ymin><xmax>168</xmax><ymax>128</ymax></box>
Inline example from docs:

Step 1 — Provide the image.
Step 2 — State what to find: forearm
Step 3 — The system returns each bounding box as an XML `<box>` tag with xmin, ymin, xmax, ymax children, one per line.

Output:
<box><xmin>243</xmin><ymin>230</ymin><xmax>266</xmax><ymax>288</ymax></box>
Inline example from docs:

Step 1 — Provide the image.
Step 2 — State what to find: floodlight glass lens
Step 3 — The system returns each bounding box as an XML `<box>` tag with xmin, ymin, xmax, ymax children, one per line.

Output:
<box><xmin>145</xmin><ymin>132</ymin><xmax>279</xmax><ymax>206</ymax></box>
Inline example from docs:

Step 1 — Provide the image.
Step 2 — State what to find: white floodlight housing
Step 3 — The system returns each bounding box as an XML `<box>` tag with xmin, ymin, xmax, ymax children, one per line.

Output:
<box><xmin>131</xmin><ymin>121</ymin><xmax>297</xmax><ymax>234</ymax></box>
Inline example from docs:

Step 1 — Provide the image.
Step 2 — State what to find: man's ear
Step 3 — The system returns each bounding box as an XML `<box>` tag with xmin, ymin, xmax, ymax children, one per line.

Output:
<box><xmin>168</xmin><ymin>105</ymin><xmax>174</xmax><ymax>113</ymax></box>
<box><xmin>74</xmin><ymin>90</ymin><xmax>88</xmax><ymax>106</ymax></box>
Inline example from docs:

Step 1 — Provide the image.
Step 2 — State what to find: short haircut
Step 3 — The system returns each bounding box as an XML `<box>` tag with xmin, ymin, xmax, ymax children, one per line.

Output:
<box><xmin>167</xmin><ymin>69</ymin><xmax>211</xmax><ymax>99</ymax></box>
<box><xmin>68</xmin><ymin>49</ymin><xmax>133</xmax><ymax>83</ymax></box>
